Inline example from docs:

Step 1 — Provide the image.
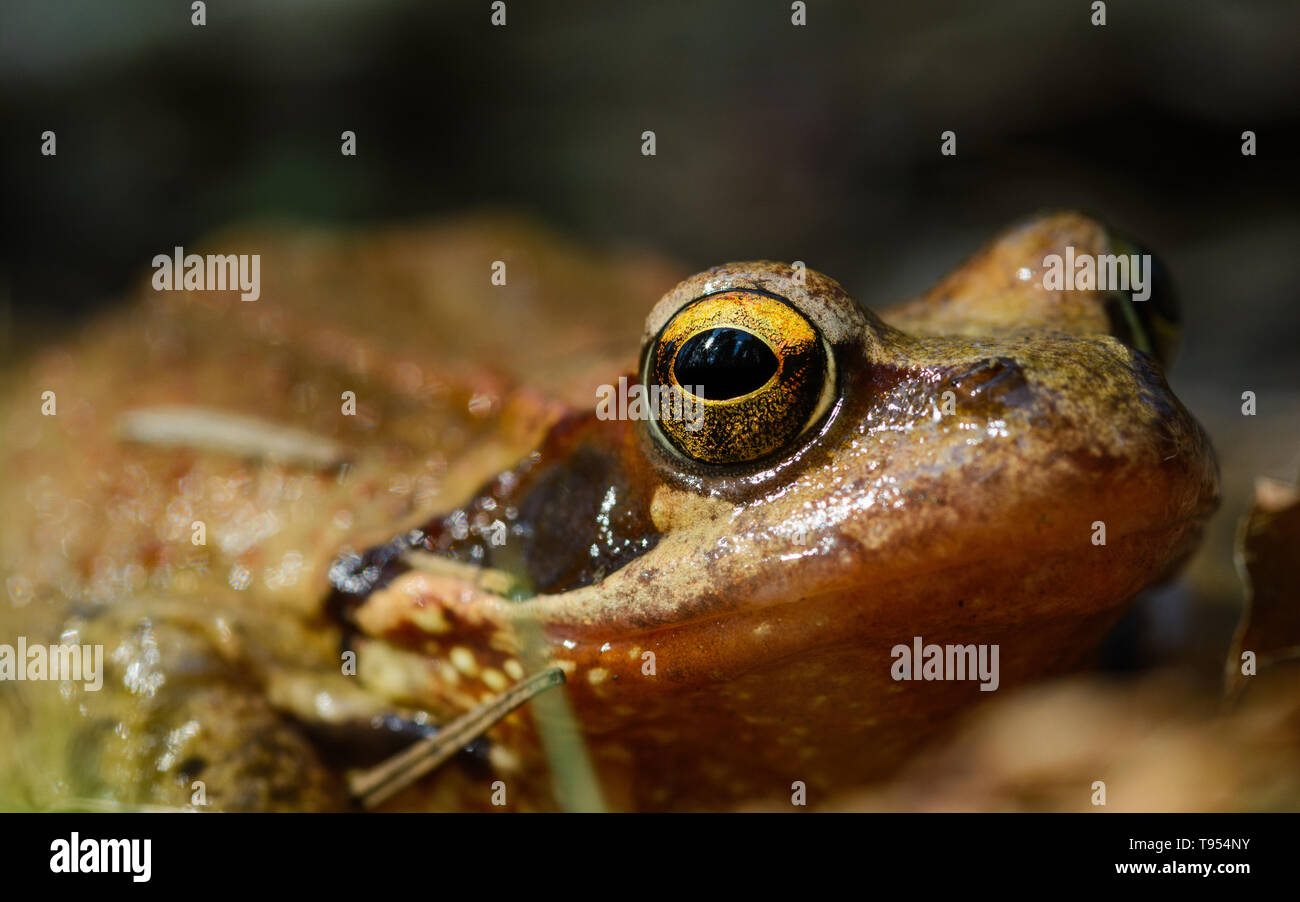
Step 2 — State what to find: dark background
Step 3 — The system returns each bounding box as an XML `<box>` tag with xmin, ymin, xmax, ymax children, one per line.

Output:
<box><xmin>2</xmin><ymin>0</ymin><xmax>1297</xmax><ymax>673</ymax></box>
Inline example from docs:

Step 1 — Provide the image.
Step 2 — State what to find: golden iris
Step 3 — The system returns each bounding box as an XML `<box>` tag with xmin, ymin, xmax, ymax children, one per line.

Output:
<box><xmin>643</xmin><ymin>290</ymin><xmax>832</xmax><ymax>465</ymax></box>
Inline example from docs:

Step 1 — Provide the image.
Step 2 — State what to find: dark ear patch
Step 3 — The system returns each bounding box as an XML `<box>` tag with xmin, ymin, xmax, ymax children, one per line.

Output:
<box><xmin>517</xmin><ymin>442</ymin><xmax>662</xmax><ymax>594</ymax></box>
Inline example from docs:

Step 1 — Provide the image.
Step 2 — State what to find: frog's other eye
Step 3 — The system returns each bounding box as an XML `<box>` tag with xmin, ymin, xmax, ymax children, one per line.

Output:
<box><xmin>1105</xmin><ymin>234</ymin><xmax>1181</xmax><ymax>367</ymax></box>
<box><xmin>643</xmin><ymin>290</ymin><xmax>835</xmax><ymax>465</ymax></box>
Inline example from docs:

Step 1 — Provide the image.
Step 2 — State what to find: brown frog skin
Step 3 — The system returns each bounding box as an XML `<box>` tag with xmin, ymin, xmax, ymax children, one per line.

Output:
<box><xmin>0</xmin><ymin>211</ymin><xmax>1217</xmax><ymax>812</ymax></box>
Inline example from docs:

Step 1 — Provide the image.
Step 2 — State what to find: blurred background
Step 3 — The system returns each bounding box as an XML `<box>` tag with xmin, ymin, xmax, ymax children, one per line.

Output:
<box><xmin>2</xmin><ymin>0</ymin><xmax>1298</xmax><ymax>681</ymax></box>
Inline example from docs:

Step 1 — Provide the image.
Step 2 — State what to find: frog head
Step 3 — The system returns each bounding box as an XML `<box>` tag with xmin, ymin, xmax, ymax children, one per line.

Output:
<box><xmin>334</xmin><ymin>211</ymin><xmax>1218</xmax><ymax>809</ymax></box>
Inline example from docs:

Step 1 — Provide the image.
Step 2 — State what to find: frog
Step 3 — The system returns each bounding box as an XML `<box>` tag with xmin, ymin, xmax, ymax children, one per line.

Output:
<box><xmin>0</xmin><ymin>210</ymin><xmax>1218</xmax><ymax>812</ymax></box>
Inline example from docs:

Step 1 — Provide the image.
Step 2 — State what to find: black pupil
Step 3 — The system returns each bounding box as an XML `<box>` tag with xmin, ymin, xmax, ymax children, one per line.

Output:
<box><xmin>673</xmin><ymin>327</ymin><xmax>779</xmax><ymax>400</ymax></box>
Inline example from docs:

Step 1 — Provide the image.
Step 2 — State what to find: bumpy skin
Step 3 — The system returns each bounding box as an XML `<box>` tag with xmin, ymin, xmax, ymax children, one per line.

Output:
<box><xmin>0</xmin><ymin>212</ymin><xmax>1217</xmax><ymax>811</ymax></box>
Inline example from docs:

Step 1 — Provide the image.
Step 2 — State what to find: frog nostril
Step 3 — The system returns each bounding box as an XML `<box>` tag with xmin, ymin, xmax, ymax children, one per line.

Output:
<box><xmin>673</xmin><ymin>327</ymin><xmax>779</xmax><ymax>400</ymax></box>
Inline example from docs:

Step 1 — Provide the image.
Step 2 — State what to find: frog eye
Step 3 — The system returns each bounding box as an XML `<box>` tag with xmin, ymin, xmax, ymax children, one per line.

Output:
<box><xmin>1105</xmin><ymin>235</ymin><xmax>1181</xmax><ymax>367</ymax></box>
<box><xmin>643</xmin><ymin>290</ymin><xmax>835</xmax><ymax>465</ymax></box>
